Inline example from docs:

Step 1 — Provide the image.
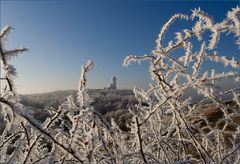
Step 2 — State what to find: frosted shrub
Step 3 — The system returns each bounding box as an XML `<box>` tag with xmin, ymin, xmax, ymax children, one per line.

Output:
<box><xmin>0</xmin><ymin>7</ymin><xmax>240</xmax><ymax>164</ymax></box>
<box><xmin>123</xmin><ymin>6</ymin><xmax>240</xmax><ymax>164</ymax></box>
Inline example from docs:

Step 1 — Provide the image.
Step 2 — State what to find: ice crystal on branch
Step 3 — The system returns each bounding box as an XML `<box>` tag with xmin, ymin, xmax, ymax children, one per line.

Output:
<box><xmin>1</xmin><ymin>6</ymin><xmax>240</xmax><ymax>164</ymax></box>
<box><xmin>124</xmin><ymin>6</ymin><xmax>240</xmax><ymax>163</ymax></box>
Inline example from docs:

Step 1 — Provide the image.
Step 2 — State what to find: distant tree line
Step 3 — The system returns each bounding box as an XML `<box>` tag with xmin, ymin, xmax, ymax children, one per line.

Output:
<box><xmin>19</xmin><ymin>89</ymin><xmax>137</xmax><ymax>131</ymax></box>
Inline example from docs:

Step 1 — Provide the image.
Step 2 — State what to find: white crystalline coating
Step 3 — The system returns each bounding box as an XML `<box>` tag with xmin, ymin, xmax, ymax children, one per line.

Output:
<box><xmin>227</xmin><ymin>6</ymin><xmax>240</xmax><ymax>36</ymax></box>
<box><xmin>192</xmin><ymin>42</ymin><xmax>206</xmax><ymax>76</ymax></box>
<box><xmin>156</xmin><ymin>14</ymin><xmax>188</xmax><ymax>51</ymax></box>
<box><xmin>1</xmin><ymin>6</ymin><xmax>240</xmax><ymax>164</ymax></box>
<box><xmin>0</xmin><ymin>26</ymin><xmax>14</xmax><ymax>45</ymax></box>
<box><xmin>175</xmin><ymin>32</ymin><xmax>184</xmax><ymax>44</ymax></box>
<box><xmin>6</xmin><ymin>65</ymin><xmax>17</xmax><ymax>77</ymax></box>
<box><xmin>78</xmin><ymin>60</ymin><xmax>94</xmax><ymax>108</ymax></box>
<box><xmin>123</xmin><ymin>54</ymin><xmax>154</xmax><ymax>67</ymax></box>
<box><xmin>122</xmin><ymin>6</ymin><xmax>240</xmax><ymax>163</ymax></box>
<box><xmin>191</xmin><ymin>7</ymin><xmax>214</xmax><ymax>27</ymax></box>
<box><xmin>184</xmin><ymin>42</ymin><xmax>193</xmax><ymax>67</ymax></box>
<box><xmin>208</xmin><ymin>29</ymin><xmax>220</xmax><ymax>50</ymax></box>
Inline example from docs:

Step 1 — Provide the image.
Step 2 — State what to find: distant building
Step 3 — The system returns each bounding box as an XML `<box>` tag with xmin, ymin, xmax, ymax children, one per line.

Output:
<box><xmin>103</xmin><ymin>76</ymin><xmax>117</xmax><ymax>90</ymax></box>
<box><xmin>108</xmin><ymin>76</ymin><xmax>117</xmax><ymax>90</ymax></box>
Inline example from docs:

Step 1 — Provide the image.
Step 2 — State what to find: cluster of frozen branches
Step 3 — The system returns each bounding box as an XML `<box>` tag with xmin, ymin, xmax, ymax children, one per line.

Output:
<box><xmin>1</xmin><ymin>7</ymin><xmax>240</xmax><ymax>164</ymax></box>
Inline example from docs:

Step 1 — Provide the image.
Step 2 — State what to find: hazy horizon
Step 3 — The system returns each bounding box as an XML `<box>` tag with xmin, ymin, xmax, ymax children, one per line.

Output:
<box><xmin>1</xmin><ymin>0</ymin><xmax>239</xmax><ymax>94</ymax></box>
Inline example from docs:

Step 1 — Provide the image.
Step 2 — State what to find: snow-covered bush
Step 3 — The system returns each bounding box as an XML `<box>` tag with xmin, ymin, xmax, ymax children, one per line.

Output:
<box><xmin>0</xmin><ymin>6</ymin><xmax>240</xmax><ymax>163</ymax></box>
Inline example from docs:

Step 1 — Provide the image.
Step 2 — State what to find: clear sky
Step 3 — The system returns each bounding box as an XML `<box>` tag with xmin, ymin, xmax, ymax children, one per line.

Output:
<box><xmin>1</xmin><ymin>0</ymin><xmax>239</xmax><ymax>94</ymax></box>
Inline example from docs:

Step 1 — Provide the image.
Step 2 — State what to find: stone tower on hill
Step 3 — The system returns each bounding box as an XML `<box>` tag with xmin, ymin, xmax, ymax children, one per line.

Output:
<box><xmin>109</xmin><ymin>76</ymin><xmax>117</xmax><ymax>90</ymax></box>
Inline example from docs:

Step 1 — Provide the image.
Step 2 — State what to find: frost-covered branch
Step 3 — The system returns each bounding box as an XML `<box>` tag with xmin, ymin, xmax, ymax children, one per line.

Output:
<box><xmin>123</xmin><ymin>6</ymin><xmax>240</xmax><ymax>163</ymax></box>
<box><xmin>1</xmin><ymin>6</ymin><xmax>240</xmax><ymax>164</ymax></box>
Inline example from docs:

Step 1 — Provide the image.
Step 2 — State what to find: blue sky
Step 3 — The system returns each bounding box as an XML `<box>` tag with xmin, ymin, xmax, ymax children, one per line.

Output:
<box><xmin>1</xmin><ymin>0</ymin><xmax>239</xmax><ymax>94</ymax></box>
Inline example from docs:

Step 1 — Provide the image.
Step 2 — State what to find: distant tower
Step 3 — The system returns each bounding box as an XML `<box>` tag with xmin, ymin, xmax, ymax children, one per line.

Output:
<box><xmin>109</xmin><ymin>76</ymin><xmax>117</xmax><ymax>90</ymax></box>
<box><xmin>112</xmin><ymin>76</ymin><xmax>117</xmax><ymax>89</ymax></box>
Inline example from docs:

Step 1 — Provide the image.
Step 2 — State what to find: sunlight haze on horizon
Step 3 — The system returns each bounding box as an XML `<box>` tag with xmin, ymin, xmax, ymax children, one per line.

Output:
<box><xmin>1</xmin><ymin>0</ymin><xmax>239</xmax><ymax>94</ymax></box>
